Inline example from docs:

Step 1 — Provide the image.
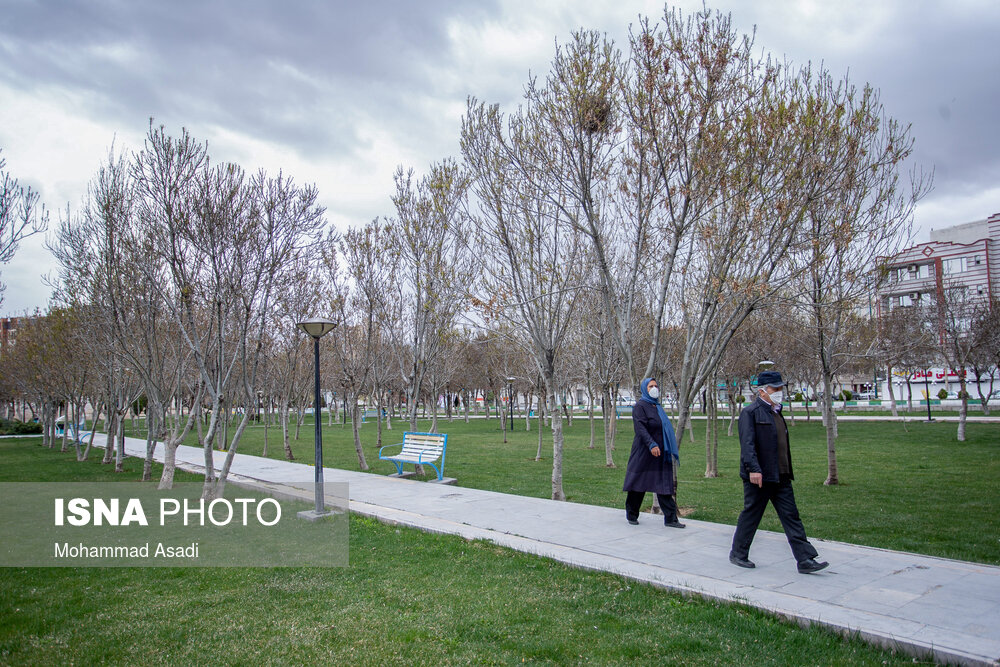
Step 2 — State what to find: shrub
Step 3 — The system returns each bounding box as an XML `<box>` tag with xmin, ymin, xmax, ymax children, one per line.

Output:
<box><xmin>937</xmin><ymin>388</ymin><xmax>949</xmax><ymax>400</ymax></box>
<box><xmin>793</xmin><ymin>391</ymin><xmax>805</xmax><ymax>402</ymax></box>
<box><xmin>0</xmin><ymin>419</ymin><xmax>43</xmax><ymax>435</ymax></box>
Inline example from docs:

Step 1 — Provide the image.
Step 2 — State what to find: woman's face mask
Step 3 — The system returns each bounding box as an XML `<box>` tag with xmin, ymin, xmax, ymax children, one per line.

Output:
<box><xmin>648</xmin><ymin>385</ymin><xmax>660</xmax><ymax>399</ymax></box>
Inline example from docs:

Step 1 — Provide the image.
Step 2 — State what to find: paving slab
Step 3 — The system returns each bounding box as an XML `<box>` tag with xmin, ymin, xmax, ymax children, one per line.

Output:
<box><xmin>93</xmin><ymin>433</ymin><xmax>1000</xmax><ymax>666</ymax></box>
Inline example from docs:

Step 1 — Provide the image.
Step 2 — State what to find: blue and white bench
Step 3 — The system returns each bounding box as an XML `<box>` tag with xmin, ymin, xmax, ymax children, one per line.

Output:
<box><xmin>55</xmin><ymin>417</ymin><xmax>88</xmax><ymax>442</ymax></box>
<box><xmin>615</xmin><ymin>404</ymin><xmax>634</xmax><ymax>417</ymax></box>
<box><xmin>378</xmin><ymin>432</ymin><xmax>449</xmax><ymax>482</ymax></box>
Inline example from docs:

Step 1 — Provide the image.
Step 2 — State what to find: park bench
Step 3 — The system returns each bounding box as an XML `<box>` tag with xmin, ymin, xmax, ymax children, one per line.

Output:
<box><xmin>360</xmin><ymin>408</ymin><xmax>385</xmax><ymax>423</ymax></box>
<box><xmin>55</xmin><ymin>416</ymin><xmax>87</xmax><ymax>442</ymax></box>
<box><xmin>378</xmin><ymin>431</ymin><xmax>450</xmax><ymax>483</ymax></box>
<box><xmin>615</xmin><ymin>404</ymin><xmax>634</xmax><ymax>418</ymax></box>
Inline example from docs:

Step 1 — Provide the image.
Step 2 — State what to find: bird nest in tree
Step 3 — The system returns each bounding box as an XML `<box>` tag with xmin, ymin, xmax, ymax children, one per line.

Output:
<box><xmin>579</xmin><ymin>95</ymin><xmax>612</xmax><ymax>134</ymax></box>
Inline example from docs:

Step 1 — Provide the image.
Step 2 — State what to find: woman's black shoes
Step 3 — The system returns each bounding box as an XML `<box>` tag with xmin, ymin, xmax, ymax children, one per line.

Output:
<box><xmin>729</xmin><ymin>553</ymin><xmax>756</xmax><ymax>568</ymax></box>
<box><xmin>664</xmin><ymin>520</ymin><xmax>686</xmax><ymax>528</ymax></box>
<box><xmin>627</xmin><ymin>518</ymin><xmax>639</xmax><ymax>525</ymax></box>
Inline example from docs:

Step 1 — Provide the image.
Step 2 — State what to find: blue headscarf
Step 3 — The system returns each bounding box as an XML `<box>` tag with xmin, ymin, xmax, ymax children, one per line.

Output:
<box><xmin>639</xmin><ymin>378</ymin><xmax>679</xmax><ymax>463</ymax></box>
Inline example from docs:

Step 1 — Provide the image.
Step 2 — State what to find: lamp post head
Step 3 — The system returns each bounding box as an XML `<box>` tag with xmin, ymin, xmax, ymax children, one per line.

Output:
<box><xmin>296</xmin><ymin>318</ymin><xmax>337</xmax><ymax>339</ymax></box>
<box><xmin>757</xmin><ymin>360</ymin><xmax>775</xmax><ymax>371</ymax></box>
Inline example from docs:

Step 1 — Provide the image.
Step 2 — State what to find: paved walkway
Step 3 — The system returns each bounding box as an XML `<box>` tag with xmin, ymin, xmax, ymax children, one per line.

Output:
<box><xmin>95</xmin><ymin>433</ymin><xmax>999</xmax><ymax>666</ymax></box>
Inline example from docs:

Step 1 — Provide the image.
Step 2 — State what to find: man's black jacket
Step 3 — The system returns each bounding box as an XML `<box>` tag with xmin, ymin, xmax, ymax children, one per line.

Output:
<box><xmin>738</xmin><ymin>397</ymin><xmax>794</xmax><ymax>483</ymax></box>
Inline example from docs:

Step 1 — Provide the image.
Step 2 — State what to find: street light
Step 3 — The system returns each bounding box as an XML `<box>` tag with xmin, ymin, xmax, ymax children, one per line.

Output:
<box><xmin>924</xmin><ymin>368</ymin><xmax>934</xmax><ymax>422</ymax></box>
<box><xmin>296</xmin><ymin>317</ymin><xmax>337</xmax><ymax>520</ymax></box>
<box><xmin>506</xmin><ymin>377</ymin><xmax>517</xmax><ymax>432</ymax></box>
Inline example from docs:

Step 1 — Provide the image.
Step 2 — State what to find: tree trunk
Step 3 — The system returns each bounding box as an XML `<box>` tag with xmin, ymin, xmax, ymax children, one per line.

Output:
<box><xmin>430</xmin><ymin>393</ymin><xmax>439</xmax><ymax>433</ymax></box>
<box><xmin>727</xmin><ymin>394</ymin><xmax>737</xmax><ymax>437</ymax></box>
<box><xmin>588</xmin><ymin>398</ymin><xmax>595</xmax><ymax>450</ymax></box>
<box><xmin>79</xmin><ymin>402</ymin><xmax>102</xmax><ymax>462</ymax></box>
<box><xmin>222</xmin><ymin>400</ymin><xmax>230</xmax><ymax>451</ymax></box>
<box><xmin>821</xmin><ymin>373</ymin><xmax>839</xmax><ymax>485</ymax></box>
<box><xmin>262</xmin><ymin>399</ymin><xmax>269</xmax><ymax>457</ymax></box>
<box><xmin>524</xmin><ymin>391</ymin><xmax>531</xmax><ymax>430</ymax></box>
<box><xmin>535</xmin><ymin>400</ymin><xmax>544</xmax><ymax>461</ymax></box>
<box><xmin>499</xmin><ymin>394</ymin><xmax>507</xmax><ymax>443</ymax></box>
<box><xmin>143</xmin><ymin>406</ymin><xmax>156</xmax><ymax>482</ymax></box>
<box><xmin>957</xmin><ymin>377</ymin><xmax>968</xmax><ymax>442</ymax></box>
<box><xmin>602</xmin><ymin>389</ymin><xmax>615</xmax><ymax>467</ymax></box>
<box><xmin>543</xmin><ymin>374</ymin><xmax>565</xmax><ymax>501</ymax></box>
<box><xmin>102</xmin><ymin>409</ymin><xmax>116</xmax><ymax>464</ymax></box>
<box><xmin>351</xmin><ymin>402</ymin><xmax>370</xmax><ymax>470</ymax></box>
<box><xmin>159</xmin><ymin>441</ymin><xmax>179</xmax><ymax>490</ymax></box>
<box><xmin>281</xmin><ymin>404</ymin><xmax>294</xmax><ymax>460</ymax></box>
<box><xmin>705</xmin><ymin>386</ymin><xmax>718</xmax><ymax>478</ymax></box>
<box><xmin>115</xmin><ymin>416</ymin><xmax>125</xmax><ymax>473</ymax></box>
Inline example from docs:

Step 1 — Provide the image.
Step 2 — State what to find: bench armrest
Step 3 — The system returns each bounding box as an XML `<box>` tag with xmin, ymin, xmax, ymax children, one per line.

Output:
<box><xmin>378</xmin><ymin>443</ymin><xmax>405</xmax><ymax>459</ymax></box>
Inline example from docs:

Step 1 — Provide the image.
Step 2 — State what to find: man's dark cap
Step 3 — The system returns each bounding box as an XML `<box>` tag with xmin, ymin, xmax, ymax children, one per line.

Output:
<box><xmin>757</xmin><ymin>370</ymin><xmax>786</xmax><ymax>387</ymax></box>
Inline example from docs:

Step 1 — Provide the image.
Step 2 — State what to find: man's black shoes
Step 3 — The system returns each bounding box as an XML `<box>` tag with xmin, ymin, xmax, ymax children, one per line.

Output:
<box><xmin>627</xmin><ymin>518</ymin><xmax>639</xmax><ymax>525</ymax></box>
<box><xmin>665</xmin><ymin>520</ymin><xmax>686</xmax><ymax>528</ymax></box>
<box><xmin>797</xmin><ymin>558</ymin><xmax>829</xmax><ymax>574</ymax></box>
<box><xmin>729</xmin><ymin>552</ymin><xmax>755</xmax><ymax>569</ymax></box>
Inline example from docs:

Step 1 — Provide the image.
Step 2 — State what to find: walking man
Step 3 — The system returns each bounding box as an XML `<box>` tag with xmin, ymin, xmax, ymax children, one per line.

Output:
<box><xmin>729</xmin><ymin>370</ymin><xmax>828</xmax><ymax>574</ymax></box>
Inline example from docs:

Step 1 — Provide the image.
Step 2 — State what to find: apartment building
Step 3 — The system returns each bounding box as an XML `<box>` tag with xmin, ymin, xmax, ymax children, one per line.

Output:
<box><xmin>878</xmin><ymin>212</ymin><xmax>999</xmax><ymax>315</ymax></box>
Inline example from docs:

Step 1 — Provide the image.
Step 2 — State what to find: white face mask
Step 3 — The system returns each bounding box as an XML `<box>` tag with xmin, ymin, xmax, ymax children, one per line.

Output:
<box><xmin>768</xmin><ymin>390</ymin><xmax>783</xmax><ymax>406</ymax></box>
<box><xmin>648</xmin><ymin>386</ymin><xmax>660</xmax><ymax>399</ymax></box>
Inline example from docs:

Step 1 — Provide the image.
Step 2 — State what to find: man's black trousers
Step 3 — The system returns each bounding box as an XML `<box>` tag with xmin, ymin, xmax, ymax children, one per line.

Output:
<box><xmin>730</xmin><ymin>478</ymin><xmax>818</xmax><ymax>563</ymax></box>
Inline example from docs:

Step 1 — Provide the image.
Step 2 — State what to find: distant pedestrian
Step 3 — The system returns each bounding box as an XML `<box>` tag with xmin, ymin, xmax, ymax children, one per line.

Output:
<box><xmin>729</xmin><ymin>370</ymin><xmax>828</xmax><ymax>574</ymax></box>
<box><xmin>623</xmin><ymin>377</ymin><xmax>684</xmax><ymax>528</ymax></box>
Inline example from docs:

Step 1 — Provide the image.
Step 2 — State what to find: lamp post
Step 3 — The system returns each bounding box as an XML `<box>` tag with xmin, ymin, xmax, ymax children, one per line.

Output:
<box><xmin>296</xmin><ymin>317</ymin><xmax>337</xmax><ymax>520</ymax></box>
<box><xmin>924</xmin><ymin>368</ymin><xmax>934</xmax><ymax>422</ymax></box>
<box><xmin>507</xmin><ymin>377</ymin><xmax>516</xmax><ymax>432</ymax></box>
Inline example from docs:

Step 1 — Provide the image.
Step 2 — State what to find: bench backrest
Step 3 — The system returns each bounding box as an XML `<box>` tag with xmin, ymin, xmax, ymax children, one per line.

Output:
<box><xmin>400</xmin><ymin>432</ymin><xmax>447</xmax><ymax>460</ymax></box>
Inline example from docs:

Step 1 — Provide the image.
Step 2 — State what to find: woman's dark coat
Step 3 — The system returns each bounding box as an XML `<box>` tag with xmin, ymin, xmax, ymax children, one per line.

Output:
<box><xmin>622</xmin><ymin>400</ymin><xmax>675</xmax><ymax>495</ymax></box>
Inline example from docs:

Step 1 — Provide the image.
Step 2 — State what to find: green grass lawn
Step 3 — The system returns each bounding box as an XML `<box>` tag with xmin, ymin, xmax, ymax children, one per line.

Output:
<box><xmin>0</xmin><ymin>441</ymin><xmax>914</xmax><ymax>665</ymax></box>
<box><xmin>115</xmin><ymin>411</ymin><xmax>1000</xmax><ymax>565</ymax></box>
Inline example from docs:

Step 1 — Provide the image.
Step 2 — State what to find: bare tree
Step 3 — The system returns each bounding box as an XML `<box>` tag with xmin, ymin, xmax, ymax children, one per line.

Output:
<box><xmin>0</xmin><ymin>149</ymin><xmax>49</xmax><ymax>306</ymax></box>
<box><xmin>936</xmin><ymin>284</ymin><xmax>989</xmax><ymax>440</ymax></box>
<box><xmin>968</xmin><ymin>299</ymin><xmax>999</xmax><ymax>415</ymax></box>
<box><xmin>134</xmin><ymin>124</ymin><xmax>325</xmax><ymax>498</ymax></box>
<box><xmin>383</xmin><ymin>160</ymin><xmax>473</xmax><ymax>432</ymax></box>
<box><xmin>463</xmin><ymin>99</ymin><xmax>587</xmax><ymax>500</ymax></box>
<box><xmin>874</xmin><ymin>303</ymin><xmax>935</xmax><ymax>418</ymax></box>
<box><xmin>794</xmin><ymin>67</ymin><xmax>931</xmax><ymax>484</ymax></box>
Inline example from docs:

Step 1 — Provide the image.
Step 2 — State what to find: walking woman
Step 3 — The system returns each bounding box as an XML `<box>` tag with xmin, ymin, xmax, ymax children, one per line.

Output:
<box><xmin>623</xmin><ymin>377</ymin><xmax>684</xmax><ymax>527</ymax></box>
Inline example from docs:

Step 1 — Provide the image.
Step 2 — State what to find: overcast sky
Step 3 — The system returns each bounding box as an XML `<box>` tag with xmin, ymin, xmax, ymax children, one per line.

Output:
<box><xmin>2</xmin><ymin>0</ymin><xmax>998</xmax><ymax>315</ymax></box>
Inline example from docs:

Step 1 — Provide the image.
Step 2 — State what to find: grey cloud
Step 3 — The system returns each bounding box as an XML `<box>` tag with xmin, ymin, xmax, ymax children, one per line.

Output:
<box><xmin>729</xmin><ymin>1</ymin><xmax>1000</xmax><ymax>209</ymax></box>
<box><xmin>0</xmin><ymin>0</ymin><xmax>501</xmax><ymax>160</ymax></box>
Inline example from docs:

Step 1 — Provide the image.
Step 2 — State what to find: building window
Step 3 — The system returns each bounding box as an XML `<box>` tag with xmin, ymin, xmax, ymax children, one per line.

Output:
<box><xmin>942</xmin><ymin>257</ymin><xmax>968</xmax><ymax>275</ymax></box>
<box><xmin>973</xmin><ymin>255</ymin><xmax>983</xmax><ymax>266</ymax></box>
